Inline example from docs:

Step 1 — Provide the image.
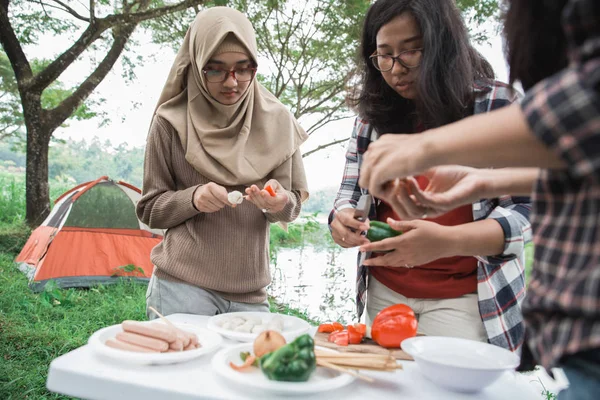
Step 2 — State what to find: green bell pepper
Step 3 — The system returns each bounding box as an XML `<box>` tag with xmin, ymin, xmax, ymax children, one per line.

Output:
<box><xmin>259</xmin><ymin>334</ymin><xmax>317</xmax><ymax>382</ymax></box>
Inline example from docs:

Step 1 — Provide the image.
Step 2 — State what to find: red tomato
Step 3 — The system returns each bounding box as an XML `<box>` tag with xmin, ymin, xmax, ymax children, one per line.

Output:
<box><xmin>347</xmin><ymin>325</ymin><xmax>364</xmax><ymax>344</ymax></box>
<box><xmin>317</xmin><ymin>323</ymin><xmax>335</xmax><ymax>333</ymax></box>
<box><xmin>371</xmin><ymin>304</ymin><xmax>418</xmax><ymax>348</ymax></box>
<box><xmin>331</xmin><ymin>322</ymin><xmax>344</xmax><ymax>331</ymax></box>
<box><xmin>328</xmin><ymin>331</ymin><xmax>349</xmax><ymax>346</ymax></box>
<box><xmin>353</xmin><ymin>323</ymin><xmax>367</xmax><ymax>336</ymax></box>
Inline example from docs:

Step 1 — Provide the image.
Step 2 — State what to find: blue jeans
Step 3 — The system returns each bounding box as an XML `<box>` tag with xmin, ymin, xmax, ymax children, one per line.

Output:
<box><xmin>557</xmin><ymin>349</ymin><xmax>600</xmax><ymax>400</ymax></box>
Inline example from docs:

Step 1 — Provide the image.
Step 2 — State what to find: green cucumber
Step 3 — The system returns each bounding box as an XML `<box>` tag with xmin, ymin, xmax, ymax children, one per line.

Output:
<box><xmin>366</xmin><ymin>221</ymin><xmax>402</xmax><ymax>242</ymax></box>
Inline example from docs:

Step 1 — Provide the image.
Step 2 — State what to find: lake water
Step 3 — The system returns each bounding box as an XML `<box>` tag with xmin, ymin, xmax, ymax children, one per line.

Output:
<box><xmin>268</xmin><ymin>245</ymin><xmax>359</xmax><ymax>324</ymax></box>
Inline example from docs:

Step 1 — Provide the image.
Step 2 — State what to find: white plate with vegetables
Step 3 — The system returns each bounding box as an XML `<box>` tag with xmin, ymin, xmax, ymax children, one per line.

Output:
<box><xmin>211</xmin><ymin>342</ymin><xmax>355</xmax><ymax>396</ymax></box>
<box><xmin>207</xmin><ymin>312</ymin><xmax>310</xmax><ymax>342</ymax></box>
<box><xmin>88</xmin><ymin>320</ymin><xmax>223</xmax><ymax>365</ymax></box>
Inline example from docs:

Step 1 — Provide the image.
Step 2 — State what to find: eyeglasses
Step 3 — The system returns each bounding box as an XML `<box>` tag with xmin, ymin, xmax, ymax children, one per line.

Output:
<box><xmin>370</xmin><ymin>48</ymin><xmax>423</xmax><ymax>71</ymax></box>
<box><xmin>202</xmin><ymin>67</ymin><xmax>257</xmax><ymax>83</ymax></box>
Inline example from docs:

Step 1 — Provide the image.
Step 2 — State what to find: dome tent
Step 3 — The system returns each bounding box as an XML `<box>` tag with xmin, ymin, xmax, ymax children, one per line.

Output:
<box><xmin>15</xmin><ymin>176</ymin><xmax>162</xmax><ymax>291</ymax></box>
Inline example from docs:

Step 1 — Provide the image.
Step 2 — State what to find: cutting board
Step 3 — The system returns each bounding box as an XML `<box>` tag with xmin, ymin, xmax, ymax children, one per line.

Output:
<box><xmin>314</xmin><ymin>332</ymin><xmax>414</xmax><ymax>361</ymax></box>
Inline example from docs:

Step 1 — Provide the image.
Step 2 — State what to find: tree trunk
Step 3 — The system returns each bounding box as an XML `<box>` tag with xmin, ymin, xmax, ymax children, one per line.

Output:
<box><xmin>23</xmin><ymin>95</ymin><xmax>51</xmax><ymax>227</ymax></box>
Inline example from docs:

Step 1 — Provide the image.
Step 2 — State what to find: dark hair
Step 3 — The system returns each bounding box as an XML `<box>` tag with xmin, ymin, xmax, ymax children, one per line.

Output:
<box><xmin>349</xmin><ymin>0</ymin><xmax>494</xmax><ymax>134</ymax></box>
<box><xmin>503</xmin><ymin>0</ymin><xmax>568</xmax><ymax>91</ymax></box>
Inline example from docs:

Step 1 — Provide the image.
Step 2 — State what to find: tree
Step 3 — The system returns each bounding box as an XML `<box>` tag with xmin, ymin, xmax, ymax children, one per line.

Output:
<box><xmin>1</xmin><ymin>49</ymin><xmax>102</xmax><ymax>145</ymax></box>
<box><xmin>1</xmin><ymin>0</ymin><xmax>500</xmax><ymax>227</ymax></box>
<box><xmin>0</xmin><ymin>0</ymin><xmax>210</xmax><ymax>226</ymax></box>
<box><xmin>147</xmin><ymin>0</ymin><xmax>501</xmax><ymax>157</ymax></box>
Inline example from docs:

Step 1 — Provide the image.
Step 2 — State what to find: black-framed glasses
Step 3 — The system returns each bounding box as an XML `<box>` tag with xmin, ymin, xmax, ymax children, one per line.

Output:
<box><xmin>202</xmin><ymin>67</ymin><xmax>257</xmax><ymax>83</ymax></box>
<box><xmin>370</xmin><ymin>48</ymin><xmax>423</xmax><ymax>71</ymax></box>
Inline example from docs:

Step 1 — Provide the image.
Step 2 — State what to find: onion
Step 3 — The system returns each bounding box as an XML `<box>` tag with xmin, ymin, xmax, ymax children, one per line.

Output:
<box><xmin>253</xmin><ymin>330</ymin><xmax>286</xmax><ymax>357</ymax></box>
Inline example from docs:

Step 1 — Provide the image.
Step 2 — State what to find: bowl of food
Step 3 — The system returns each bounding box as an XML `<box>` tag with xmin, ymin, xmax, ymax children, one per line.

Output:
<box><xmin>401</xmin><ymin>336</ymin><xmax>520</xmax><ymax>393</ymax></box>
<box><xmin>207</xmin><ymin>312</ymin><xmax>310</xmax><ymax>342</ymax></box>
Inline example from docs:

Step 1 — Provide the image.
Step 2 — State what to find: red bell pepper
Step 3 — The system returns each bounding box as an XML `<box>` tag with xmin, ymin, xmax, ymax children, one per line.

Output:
<box><xmin>371</xmin><ymin>304</ymin><xmax>418</xmax><ymax>348</ymax></box>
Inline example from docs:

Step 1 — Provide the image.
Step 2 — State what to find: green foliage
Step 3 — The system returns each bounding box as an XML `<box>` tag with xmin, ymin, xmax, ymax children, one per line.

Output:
<box><xmin>112</xmin><ymin>264</ymin><xmax>147</xmax><ymax>277</ymax></box>
<box><xmin>0</xmin><ymin>172</ymin><xmax>26</xmax><ymax>225</ymax></box>
<box><xmin>0</xmin><ymin>222</ymin><xmax>31</xmax><ymax>257</ymax></box>
<box><xmin>302</xmin><ymin>186</ymin><xmax>337</xmax><ymax>213</ymax></box>
<box><xmin>0</xmin><ymin>50</ymin><xmax>104</xmax><ymax>144</ymax></box>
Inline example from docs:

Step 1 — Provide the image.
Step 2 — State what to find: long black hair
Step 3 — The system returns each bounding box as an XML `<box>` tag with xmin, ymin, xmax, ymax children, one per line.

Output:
<box><xmin>349</xmin><ymin>0</ymin><xmax>494</xmax><ymax>134</ymax></box>
<box><xmin>503</xmin><ymin>0</ymin><xmax>569</xmax><ymax>91</ymax></box>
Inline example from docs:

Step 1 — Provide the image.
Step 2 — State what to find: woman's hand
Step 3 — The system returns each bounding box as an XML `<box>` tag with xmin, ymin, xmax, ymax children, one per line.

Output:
<box><xmin>330</xmin><ymin>208</ymin><xmax>370</xmax><ymax>248</ymax></box>
<box><xmin>359</xmin><ymin>219</ymin><xmax>455</xmax><ymax>267</ymax></box>
<box><xmin>245</xmin><ymin>179</ymin><xmax>289</xmax><ymax>213</ymax></box>
<box><xmin>193</xmin><ymin>182</ymin><xmax>230</xmax><ymax>213</ymax></box>
<box><xmin>359</xmin><ymin>134</ymin><xmax>431</xmax><ymax>198</ymax></box>
<box><xmin>404</xmin><ymin>166</ymin><xmax>487</xmax><ymax>218</ymax></box>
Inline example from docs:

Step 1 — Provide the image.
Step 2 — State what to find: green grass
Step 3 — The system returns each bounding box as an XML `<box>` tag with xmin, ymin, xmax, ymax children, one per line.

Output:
<box><xmin>0</xmin><ymin>250</ymin><xmax>319</xmax><ymax>399</ymax></box>
<box><xmin>0</xmin><ymin>254</ymin><xmax>147</xmax><ymax>399</ymax></box>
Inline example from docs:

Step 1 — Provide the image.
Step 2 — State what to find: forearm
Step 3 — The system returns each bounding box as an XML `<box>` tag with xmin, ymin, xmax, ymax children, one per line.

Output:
<box><xmin>446</xmin><ymin>219</ymin><xmax>505</xmax><ymax>257</ymax></box>
<box><xmin>481</xmin><ymin>168</ymin><xmax>540</xmax><ymax>197</ymax></box>
<box><xmin>424</xmin><ymin>104</ymin><xmax>566</xmax><ymax>170</ymax></box>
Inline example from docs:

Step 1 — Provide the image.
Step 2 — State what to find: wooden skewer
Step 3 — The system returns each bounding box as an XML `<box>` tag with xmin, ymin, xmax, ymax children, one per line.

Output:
<box><xmin>315</xmin><ymin>350</ymin><xmax>392</xmax><ymax>359</ymax></box>
<box><xmin>317</xmin><ymin>359</ymin><xmax>375</xmax><ymax>383</ymax></box>
<box><xmin>148</xmin><ymin>306</ymin><xmax>179</xmax><ymax>330</ymax></box>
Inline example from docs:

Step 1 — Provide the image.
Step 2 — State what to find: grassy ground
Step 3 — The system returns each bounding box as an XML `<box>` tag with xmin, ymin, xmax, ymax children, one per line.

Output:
<box><xmin>0</xmin><ymin>251</ymin><xmax>320</xmax><ymax>399</ymax></box>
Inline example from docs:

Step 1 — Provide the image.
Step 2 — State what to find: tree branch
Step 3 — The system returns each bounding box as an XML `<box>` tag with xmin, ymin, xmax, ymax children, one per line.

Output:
<box><xmin>48</xmin><ymin>0</ymin><xmax>90</xmax><ymax>21</ymax></box>
<box><xmin>45</xmin><ymin>24</ymin><xmax>137</xmax><ymax>133</ymax></box>
<box><xmin>0</xmin><ymin>0</ymin><xmax>34</xmax><ymax>86</ymax></box>
<box><xmin>302</xmin><ymin>137</ymin><xmax>349</xmax><ymax>158</ymax></box>
<box><xmin>30</xmin><ymin>0</ymin><xmax>207</xmax><ymax>93</ymax></box>
<box><xmin>306</xmin><ymin>103</ymin><xmax>351</xmax><ymax>135</ymax></box>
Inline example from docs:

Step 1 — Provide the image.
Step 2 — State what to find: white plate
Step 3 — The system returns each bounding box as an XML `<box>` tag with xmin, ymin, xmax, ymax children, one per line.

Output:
<box><xmin>88</xmin><ymin>321</ymin><xmax>223</xmax><ymax>365</ymax></box>
<box><xmin>207</xmin><ymin>312</ymin><xmax>310</xmax><ymax>342</ymax></box>
<box><xmin>401</xmin><ymin>336</ymin><xmax>520</xmax><ymax>393</ymax></box>
<box><xmin>211</xmin><ymin>343</ymin><xmax>355</xmax><ymax>396</ymax></box>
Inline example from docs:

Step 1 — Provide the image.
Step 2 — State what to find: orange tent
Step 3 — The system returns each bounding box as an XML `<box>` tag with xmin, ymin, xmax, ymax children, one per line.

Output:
<box><xmin>15</xmin><ymin>176</ymin><xmax>163</xmax><ymax>291</ymax></box>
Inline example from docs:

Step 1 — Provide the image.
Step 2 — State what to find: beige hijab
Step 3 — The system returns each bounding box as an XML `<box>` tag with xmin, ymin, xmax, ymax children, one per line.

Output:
<box><xmin>154</xmin><ymin>7</ymin><xmax>308</xmax><ymax>200</ymax></box>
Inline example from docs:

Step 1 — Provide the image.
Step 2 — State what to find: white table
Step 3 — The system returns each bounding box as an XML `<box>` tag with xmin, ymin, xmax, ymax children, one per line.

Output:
<box><xmin>47</xmin><ymin>314</ymin><xmax>542</xmax><ymax>400</ymax></box>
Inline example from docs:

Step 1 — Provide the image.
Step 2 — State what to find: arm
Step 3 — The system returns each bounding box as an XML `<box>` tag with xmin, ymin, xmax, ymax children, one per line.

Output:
<box><xmin>400</xmin><ymin>167</ymin><xmax>539</xmax><ymax>218</ymax></box>
<box><xmin>136</xmin><ymin>117</ymin><xmax>202</xmax><ymax>229</ymax></box>
<box><xmin>328</xmin><ymin>118</ymin><xmax>370</xmax><ymax>248</ymax></box>
<box><xmin>423</xmin><ymin>104</ymin><xmax>566</xmax><ymax>170</ymax></box>
<box><xmin>361</xmin><ymin>57</ymin><xmax>600</xmax><ymax>195</ymax></box>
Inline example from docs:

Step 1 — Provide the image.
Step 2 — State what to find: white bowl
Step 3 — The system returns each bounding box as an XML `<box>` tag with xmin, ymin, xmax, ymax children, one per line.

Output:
<box><xmin>207</xmin><ymin>312</ymin><xmax>310</xmax><ymax>342</ymax></box>
<box><xmin>88</xmin><ymin>321</ymin><xmax>223</xmax><ymax>365</ymax></box>
<box><xmin>401</xmin><ymin>336</ymin><xmax>520</xmax><ymax>393</ymax></box>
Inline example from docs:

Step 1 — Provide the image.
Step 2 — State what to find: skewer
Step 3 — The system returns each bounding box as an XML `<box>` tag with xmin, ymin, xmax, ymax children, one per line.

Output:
<box><xmin>317</xmin><ymin>359</ymin><xmax>375</xmax><ymax>383</ymax></box>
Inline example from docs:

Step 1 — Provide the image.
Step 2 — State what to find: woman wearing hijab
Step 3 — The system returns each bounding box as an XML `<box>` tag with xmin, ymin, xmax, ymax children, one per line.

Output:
<box><xmin>137</xmin><ymin>7</ymin><xmax>309</xmax><ymax>318</ymax></box>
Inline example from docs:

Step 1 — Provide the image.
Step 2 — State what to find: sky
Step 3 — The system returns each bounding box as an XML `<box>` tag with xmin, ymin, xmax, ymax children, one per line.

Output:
<box><xmin>33</xmin><ymin>22</ymin><xmax>509</xmax><ymax>192</ymax></box>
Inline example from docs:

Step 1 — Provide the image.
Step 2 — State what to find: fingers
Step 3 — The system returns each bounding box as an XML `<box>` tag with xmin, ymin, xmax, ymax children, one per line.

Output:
<box><xmin>331</xmin><ymin>209</ymin><xmax>369</xmax><ymax>248</ymax></box>
<box><xmin>245</xmin><ymin>185</ymin><xmax>288</xmax><ymax>212</ymax></box>
<box><xmin>389</xmin><ymin>180</ymin><xmax>426</xmax><ymax>220</ymax></box>
<box><xmin>194</xmin><ymin>183</ymin><xmax>229</xmax><ymax>212</ymax></box>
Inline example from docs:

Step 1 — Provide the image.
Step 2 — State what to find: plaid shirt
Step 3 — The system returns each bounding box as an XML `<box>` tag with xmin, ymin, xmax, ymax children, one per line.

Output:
<box><xmin>329</xmin><ymin>81</ymin><xmax>532</xmax><ymax>351</ymax></box>
<box><xmin>520</xmin><ymin>0</ymin><xmax>600</xmax><ymax>370</ymax></box>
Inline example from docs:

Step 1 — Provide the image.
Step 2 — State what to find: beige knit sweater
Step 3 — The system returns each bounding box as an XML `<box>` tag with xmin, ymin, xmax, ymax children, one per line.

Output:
<box><xmin>136</xmin><ymin>116</ymin><xmax>302</xmax><ymax>303</ymax></box>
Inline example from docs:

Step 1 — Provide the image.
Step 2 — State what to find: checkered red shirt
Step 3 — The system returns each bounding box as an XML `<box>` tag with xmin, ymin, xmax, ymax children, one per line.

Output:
<box><xmin>520</xmin><ymin>0</ymin><xmax>600</xmax><ymax>370</ymax></box>
<box><xmin>329</xmin><ymin>81</ymin><xmax>532</xmax><ymax>352</ymax></box>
